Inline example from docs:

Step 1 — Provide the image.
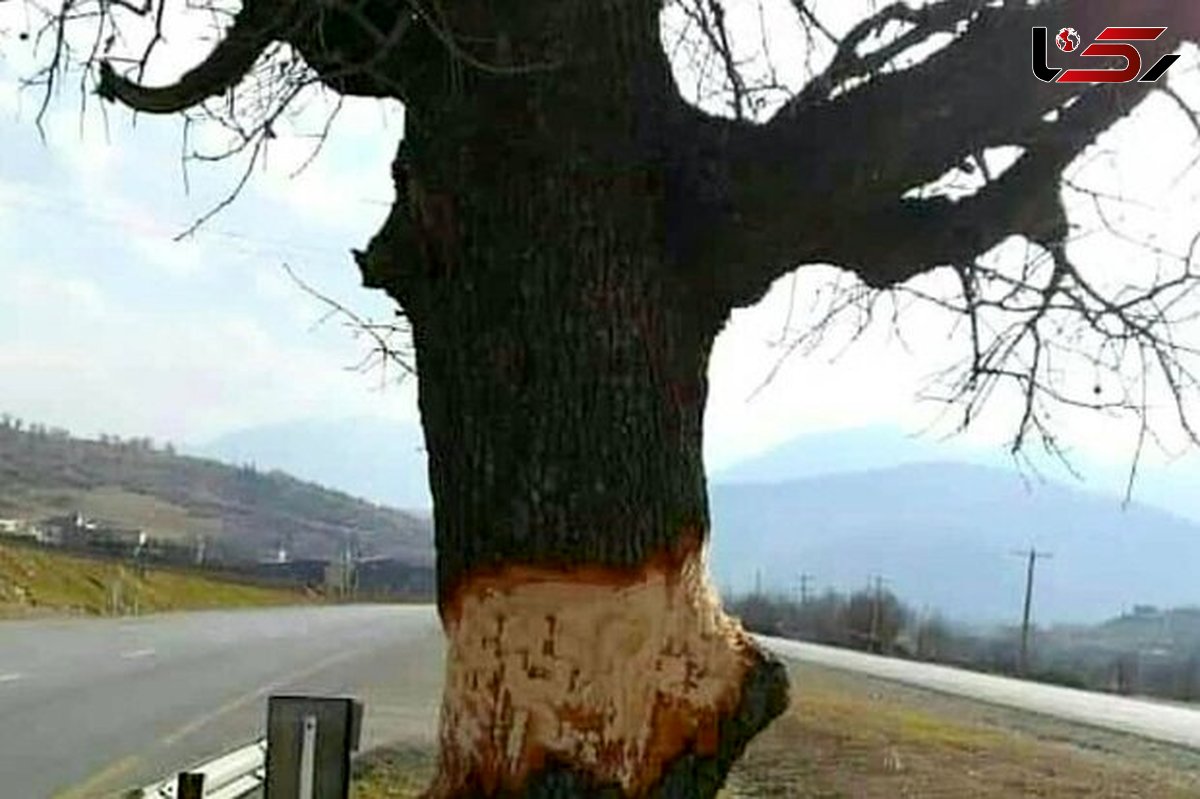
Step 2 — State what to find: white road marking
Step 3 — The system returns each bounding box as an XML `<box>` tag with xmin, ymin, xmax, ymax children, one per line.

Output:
<box><xmin>120</xmin><ymin>648</ymin><xmax>156</xmax><ymax>660</ymax></box>
<box><xmin>0</xmin><ymin>673</ymin><xmax>23</xmax><ymax>683</ymax></box>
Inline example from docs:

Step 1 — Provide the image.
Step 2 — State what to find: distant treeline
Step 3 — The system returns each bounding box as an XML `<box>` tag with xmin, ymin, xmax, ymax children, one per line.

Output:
<box><xmin>726</xmin><ymin>588</ymin><xmax>1200</xmax><ymax>704</ymax></box>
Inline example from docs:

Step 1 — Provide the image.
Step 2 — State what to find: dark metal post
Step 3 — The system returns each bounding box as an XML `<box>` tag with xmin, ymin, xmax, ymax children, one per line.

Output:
<box><xmin>176</xmin><ymin>772</ymin><xmax>205</xmax><ymax>799</ymax></box>
<box><xmin>1015</xmin><ymin>548</ymin><xmax>1052</xmax><ymax>676</ymax></box>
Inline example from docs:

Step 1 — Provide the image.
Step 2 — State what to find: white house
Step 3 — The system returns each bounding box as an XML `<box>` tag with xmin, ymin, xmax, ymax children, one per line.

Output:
<box><xmin>0</xmin><ymin>518</ymin><xmax>38</xmax><ymax>539</ymax></box>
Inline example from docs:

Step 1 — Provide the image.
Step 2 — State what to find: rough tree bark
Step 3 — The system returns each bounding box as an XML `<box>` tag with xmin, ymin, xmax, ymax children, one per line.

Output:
<box><xmin>80</xmin><ymin>0</ymin><xmax>1200</xmax><ymax>795</ymax></box>
<box><xmin>351</xmin><ymin>7</ymin><xmax>792</xmax><ymax>793</ymax></box>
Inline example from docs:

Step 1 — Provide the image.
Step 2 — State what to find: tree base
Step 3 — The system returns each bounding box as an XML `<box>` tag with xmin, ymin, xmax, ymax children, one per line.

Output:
<box><xmin>424</xmin><ymin>535</ymin><xmax>790</xmax><ymax>798</ymax></box>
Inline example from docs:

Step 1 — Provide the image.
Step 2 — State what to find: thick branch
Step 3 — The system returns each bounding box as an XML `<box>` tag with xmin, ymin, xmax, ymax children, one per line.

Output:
<box><xmin>686</xmin><ymin>0</ymin><xmax>1199</xmax><ymax>308</ymax></box>
<box><xmin>825</xmin><ymin>80</ymin><xmax>1151</xmax><ymax>289</ymax></box>
<box><xmin>97</xmin><ymin>0</ymin><xmax>290</xmax><ymax>113</ymax></box>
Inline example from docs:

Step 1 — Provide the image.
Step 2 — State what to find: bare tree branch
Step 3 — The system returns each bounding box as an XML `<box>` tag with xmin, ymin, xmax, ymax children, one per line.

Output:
<box><xmin>282</xmin><ymin>262</ymin><xmax>416</xmax><ymax>384</ymax></box>
<box><xmin>96</xmin><ymin>0</ymin><xmax>289</xmax><ymax>114</ymax></box>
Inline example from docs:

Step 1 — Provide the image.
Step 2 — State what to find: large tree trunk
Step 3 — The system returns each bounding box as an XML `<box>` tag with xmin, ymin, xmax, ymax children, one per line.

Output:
<box><xmin>408</xmin><ymin>178</ymin><xmax>788</xmax><ymax>794</ymax></box>
<box><xmin>408</xmin><ymin>176</ymin><xmax>788</xmax><ymax>795</ymax></box>
<box><xmin>355</xmin><ymin>3</ymin><xmax>789</xmax><ymax>796</ymax></box>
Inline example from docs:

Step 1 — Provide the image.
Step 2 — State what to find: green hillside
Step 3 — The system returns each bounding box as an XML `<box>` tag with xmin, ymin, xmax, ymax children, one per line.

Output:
<box><xmin>0</xmin><ymin>541</ymin><xmax>311</xmax><ymax>618</ymax></box>
<box><xmin>0</xmin><ymin>417</ymin><xmax>432</xmax><ymax>564</ymax></box>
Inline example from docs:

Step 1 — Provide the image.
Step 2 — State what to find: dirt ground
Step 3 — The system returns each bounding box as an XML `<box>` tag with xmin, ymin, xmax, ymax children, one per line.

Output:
<box><xmin>351</xmin><ymin>660</ymin><xmax>1200</xmax><ymax>798</ymax></box>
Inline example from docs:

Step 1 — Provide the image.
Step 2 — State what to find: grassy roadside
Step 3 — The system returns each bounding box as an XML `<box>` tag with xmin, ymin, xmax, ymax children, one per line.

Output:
<box><xmin>350</xmin><ymin>661</ymin><xmax>1200</xmax><ymax>798</ymax></box>
<box><xmin>0</xmin><ymin>541</ymin><xmax>312</xmax><ymax>618</ymax></box>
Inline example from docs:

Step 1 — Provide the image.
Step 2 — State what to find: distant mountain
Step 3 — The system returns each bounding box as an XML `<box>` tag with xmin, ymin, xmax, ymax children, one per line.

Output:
<box><xmin>712</xmin><ymin>425</ymin><xmax>1001</xmax><ymax>483</ymax></box>
<box><xmin>708</xmin><ymin>461</ymin><xmax>1200</xmax><ymax>624</ymax></box>
<box><xmin>183</xmin><ymin>418</ymin><xmax>1200</xmax><ymax>624</ymax></box>
<box><xmin>199</xmin><ymin>421</ymin><xmax>981</xmax><ymax>516</ymax></box>
<box><xmin>196</xmin><ymin>418</ymin><xmax>1200</xmax><ymax>523</ymax></box>
<box><xmin>0</xmin><ymin>420</ymin><xmax>432</xmax><ymax>565</ymax></box>
<box><xmin>196</xmin><ymin>417</ymin><xmax>432</xmax><ymax>511</ymax></box>
<box><xmin>714</xmin><ymin>425</ymin><xmax>1200</xmax><ymax>526</ymax></box>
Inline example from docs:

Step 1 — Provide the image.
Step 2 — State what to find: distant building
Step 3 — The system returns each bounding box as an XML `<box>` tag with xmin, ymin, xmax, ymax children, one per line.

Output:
<box><xmin>39</xmin><ymin>512</ymin><xmax>91</xmax><ymax>546</ymax></box>
<box><xmin>0</xmin><ymin>518</ymin><xmax>44</xmax><ymax>542</ymax></box>
<box><xmin>36</xmin><ymin>512</ymin><xmax>146</xmax><ymax>554</ymax></box>
<box><xmin>256</xmin><ymin>558</ymin><xmax>329</xmax><ymax>586</ymax></box>
<box><xmin>85</xmin><ymin>524</ymin><xmax>148</xmax><ymax>555</ymax></box>
<box><xmin>355</xmin><ymin>557</ymin><xmax>435</xmax><ymax>599</ymax></box>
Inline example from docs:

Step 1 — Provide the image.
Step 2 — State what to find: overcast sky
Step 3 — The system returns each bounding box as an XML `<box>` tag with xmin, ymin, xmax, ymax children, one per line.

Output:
<box><xmin>2</xmin><ymin>1</ymin><xmax>1199</xmax><ymax>475</ymax></box>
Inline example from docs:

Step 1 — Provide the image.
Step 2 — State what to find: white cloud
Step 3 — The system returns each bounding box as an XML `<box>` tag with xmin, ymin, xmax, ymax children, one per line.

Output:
<box><xmin>705</xmin><ymin>267</ymin><xmax>956</xmax><ymax>467</ymax></box>
<box><xmin>3</xmin><ymin>268</ymin><xmax>110</xmax><ymax>318</ymax></box>
<box><xmin>0</xmin><ymin>282</ymin><xmax>418</xmax><ymax>444</ymax></box>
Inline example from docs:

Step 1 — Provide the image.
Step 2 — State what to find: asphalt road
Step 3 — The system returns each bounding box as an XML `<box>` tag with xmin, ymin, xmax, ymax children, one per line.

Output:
<box><xmin>5</xmin><ymin>606</ymin><xmax>1200</xmax><ymax>797</ymax></box>
<box><xmin>758</xmin><ymin>634</ymin><xmax>1200</xmax><ymax>750</ymax></box>
<box><xmin>0</xmin><ymin>605</ymin><xmax>445</xmax><ymax>799</ymax></box>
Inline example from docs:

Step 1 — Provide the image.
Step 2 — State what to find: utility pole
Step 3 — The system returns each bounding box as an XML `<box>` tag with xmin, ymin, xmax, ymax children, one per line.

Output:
<box><xmin>798</xmin><ymin>573</ymin><xmax>814</xmax><ymax>606</ymax></box>
<box><xmin>868</xmin><ymin>575</ymin><xmax>888</xmax><ymax>654</ymax></box>
<box><xmin>1013</xmin><ymin>548</ymin><xmax>1053</xmax><ymax>676</ymax></box>
<box><xmin>343</xmin><ymin>537</ymin><xmax>357</xmax><ymax>601</ymax></box>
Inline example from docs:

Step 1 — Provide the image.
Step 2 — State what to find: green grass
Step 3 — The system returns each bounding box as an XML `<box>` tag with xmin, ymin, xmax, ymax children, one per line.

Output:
<box><xmin>0</xmin><ymin>541</ymin><xmax>311</xmax><ymax>617</ymax></box>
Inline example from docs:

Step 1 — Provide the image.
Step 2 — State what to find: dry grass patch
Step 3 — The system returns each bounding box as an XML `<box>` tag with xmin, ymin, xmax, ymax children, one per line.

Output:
<box><xmin>722</xmin><ymin>663</ymin><xmax>1200</xmax><ymax>798</ymax></box>
<box><xmin>352</xmin><ymin>746</ymin><xmax>437</xmax><ymax>799</ymax></box>
<box><xmin>350</xmin><ymin>661</ymin><xmax>1200</xmax><ymax>798</ymax></box>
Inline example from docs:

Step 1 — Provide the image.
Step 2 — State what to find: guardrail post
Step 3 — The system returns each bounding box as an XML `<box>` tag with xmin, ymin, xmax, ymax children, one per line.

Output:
<box><xmin>176</xmin><ymin>771</ymin><xmax>204</xmax><ymax>799</ymax></box>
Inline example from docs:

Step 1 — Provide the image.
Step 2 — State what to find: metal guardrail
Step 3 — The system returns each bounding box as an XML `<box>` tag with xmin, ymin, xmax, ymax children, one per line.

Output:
<box><xmin>137</xmin><ymin>695</ymin><xmax>362</xmax><ymax>798</ymax></box>
<box><xmin>139</xmin><ymin>738</ymin><xmax>266</xmax><ymax>799</ymax></box>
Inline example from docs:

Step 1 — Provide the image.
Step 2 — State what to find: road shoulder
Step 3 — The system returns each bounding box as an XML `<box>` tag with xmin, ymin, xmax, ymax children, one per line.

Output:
<box><xmin>350</xmin><ymin>660</ymin><xmax>1200</xmax><ymax>798</ymax></box>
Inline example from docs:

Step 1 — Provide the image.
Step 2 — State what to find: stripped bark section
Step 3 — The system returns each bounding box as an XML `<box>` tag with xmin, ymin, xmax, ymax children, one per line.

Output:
<box><xmin>428</xmin><ymin>532</ymin><xmax>762</xmax><ymax>797</ymax></box>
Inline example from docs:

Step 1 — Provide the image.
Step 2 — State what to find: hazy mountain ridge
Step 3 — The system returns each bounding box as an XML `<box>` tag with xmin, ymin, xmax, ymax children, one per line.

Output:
<box><xmin>712</xmin><ymin>426</ymin><xmax>999</xmax><ymax>483</ymax></box>
<box><xmin>0</xmin><ymin>419</ymin><xmax>432</xmax><ymax>564</ymax></box>
<box><xmin>190</xmin><ymin>417</ymin><xmax>1200</xmax><ymax>623</ymax></box>
<box><xmin>196</xmin><ymin>417</ymin><xmax>433</xmax><ymax>511</ymax></box>
<box><xmin>715</xmin><ymin>425</ymin><xmax>1200</xmax><ymax>524</ymax></box>
<box><xmin>710</xmin><ymin>460</ymin><xmax>1200</xmax><ymax>624</ymax></box>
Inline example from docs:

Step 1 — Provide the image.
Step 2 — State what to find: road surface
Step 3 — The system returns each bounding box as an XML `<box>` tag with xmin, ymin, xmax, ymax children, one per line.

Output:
<box><xmin>0</xmin><ymin>605</ymin><xmax>445</xmax><ymax>798</ymax></box>
<box><xmin>758</xmin><ymin>634</ymin><xmax>1200</xmax><ymax>751</ymax></box>
<box><xmin>4</xmin><ymin>606</ymin><xmax>1200</xmax><ymax>797</ymax></box>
